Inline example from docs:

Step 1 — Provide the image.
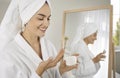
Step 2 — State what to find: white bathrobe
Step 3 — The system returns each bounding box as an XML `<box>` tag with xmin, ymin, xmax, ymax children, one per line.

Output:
<box><xmin>72</xmin><ymin>41</ymin><xmax>100</xmax><ymax>78</ymax></box>
<box><xmin>0</xmin><ymin>32</ymin><xmax>68</xmax><ymax>78</ymax></box>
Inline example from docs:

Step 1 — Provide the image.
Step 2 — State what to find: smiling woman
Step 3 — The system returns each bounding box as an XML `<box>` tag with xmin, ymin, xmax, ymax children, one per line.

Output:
<box><xmin>21</xmin><ymin>3</ymin><xmax>51</xmax><ymax>58</ymax></box>
<box><xmin>0</xmin><ymin>0</ymin><xmax>78</xmax><ymax>78</ymax></box>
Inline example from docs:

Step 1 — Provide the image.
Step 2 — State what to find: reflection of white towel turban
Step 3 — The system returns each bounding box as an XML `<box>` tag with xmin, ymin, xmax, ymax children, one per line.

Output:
<box><xmin>71</xmin><ymin>23</ymin><xmax>98</xmax><ymax>50</ymax></box>
<box><xmin>83</xmin><ymin>23</ymin><xmax>98</xmax><ymax>39</ymax></box>
<box><xmin>0</xmin><ymin>0</ymin><xmax>51</xmax><ymax>50</ymax></box>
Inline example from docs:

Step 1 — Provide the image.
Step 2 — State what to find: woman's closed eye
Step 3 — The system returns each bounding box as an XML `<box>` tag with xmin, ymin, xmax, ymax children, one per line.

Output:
<box><xmin>37</xmin><ymin>17</ymin><xmax>44</xmax><ymax>20</ymax></box>
<box><xmin>37</xmin><ymin>17</ymin><xmax>50</xmax><ymax>21</ymax></box>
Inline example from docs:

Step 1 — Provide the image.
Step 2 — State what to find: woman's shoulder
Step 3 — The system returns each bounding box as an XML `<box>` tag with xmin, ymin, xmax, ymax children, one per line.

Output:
<box><xmin>71</xmin><ymin>41</ymin><xmax>90</xmax><ymax>56</ymax></box>
<box><xmin>0</xmin><ymin>44</ymin><xmax>18</xmax><ymax>66</ymax></box>
<box><xmin>0</xmin><ymin>40</ymin><xmax>19</xmax><ymax>58</ymax></box>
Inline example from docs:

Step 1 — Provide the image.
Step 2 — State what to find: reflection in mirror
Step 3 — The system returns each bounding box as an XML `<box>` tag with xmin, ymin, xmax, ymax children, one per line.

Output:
<box><xmin>62</xmin><ymin>5</ymin><xmax>113</xmax><ymax>78</ymax></box>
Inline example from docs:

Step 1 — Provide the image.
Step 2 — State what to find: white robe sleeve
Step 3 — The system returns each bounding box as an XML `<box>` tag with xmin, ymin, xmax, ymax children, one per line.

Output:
<box><xmin>72</xmin><ymin>43</ymin><xmax>100</xmax><ymax>77</ymax></box>
<box><xmin>30</xmin><ymin>72</ymin><xmax>41</xmax><ymax>78</ymax></box>
<box><xmin>73</xmin><ymin>57</ymin><xmax>100</xmax><ymax>77</ymax></box>
<box><xmin>0</xmin><ymin>60</ymin><xmax>41</xmax><ymax>78</ymax></box>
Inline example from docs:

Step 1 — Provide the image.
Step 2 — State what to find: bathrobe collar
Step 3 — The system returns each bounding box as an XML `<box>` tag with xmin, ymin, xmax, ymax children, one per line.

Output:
<box><xmin>14</xmin><ymin>32</ymin><xmax>49</xmax><ymax>66</ymax></box>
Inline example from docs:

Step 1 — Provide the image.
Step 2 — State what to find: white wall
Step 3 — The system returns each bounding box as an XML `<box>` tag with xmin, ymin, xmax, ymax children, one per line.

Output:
<box><xmin>0</xmin><ymin>0</ymin><xmax>11</xmax><ymax>22</ymax></box>
<box><xmin>0</xmin><ymin>0</ymin><xmax>110</xmax><ymax>51</ymax></box>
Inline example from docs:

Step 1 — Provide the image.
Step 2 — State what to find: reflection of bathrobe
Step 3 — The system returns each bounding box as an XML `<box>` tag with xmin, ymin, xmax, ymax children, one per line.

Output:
<box><xmin>0</xmin><ymin>33</ymin><xmax>68</xmax><ymax>78</ymax></box>
<box><xmin>72</xmin><ymin>41</ymin><xmax>100</xmax><ymax>78</ymax></box>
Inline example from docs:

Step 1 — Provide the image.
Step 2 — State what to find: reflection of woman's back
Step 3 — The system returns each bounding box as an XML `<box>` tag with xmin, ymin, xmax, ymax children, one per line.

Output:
<box><xmin>71</xmin><ymin>23</ymin><xmax>105</xmax><ymax>78</ymax></box>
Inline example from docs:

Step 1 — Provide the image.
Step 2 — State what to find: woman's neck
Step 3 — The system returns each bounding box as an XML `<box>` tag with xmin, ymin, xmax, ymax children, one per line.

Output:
<box><xmin>21</xmin><ymin>29</ymin><xmax>39</xmax><ymax>46</ymax></box>
<box><xmin>21</xmin><ymin>29</ymin><xmax>43</xmax><ymax>59</ymax></box>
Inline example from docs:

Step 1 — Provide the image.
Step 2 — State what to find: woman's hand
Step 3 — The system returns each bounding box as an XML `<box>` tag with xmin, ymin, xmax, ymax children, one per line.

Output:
<box><xmin>45</xmin><ymin>49</ymin><xmax>64</xmax><ymax>69</ymax></box>
<box><xmin>59</xmin><ymin>53</ymin><xmax>79</xmax><ymax>75</ymax></box>
<box><xmin>59</xmin><ymin>59</ymin><xmax>78</xmax><ymax>75</ymax></box>
<box><xmin>36</xmin><ymin>49</ymin><xmax>64</xmax><ymax>76</ymax></box>
<box><xmin>92</xmin><ymin>51</ymin><xmax>106</xmax><ymax>63</ymax></box>
<box><xmin>36</xmin><ymin>57</ymin><xmax>53</xmax><ymax>76</ymax></box>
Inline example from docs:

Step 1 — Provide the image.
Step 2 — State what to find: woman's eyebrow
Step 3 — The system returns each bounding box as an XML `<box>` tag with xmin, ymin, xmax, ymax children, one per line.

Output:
<box><xmin>38</xmin><ymin>14</ymin><xmax>46</xmax><ymax>17</ymax></box>
<box><xmin>38</xmin><ymin>14</ymin><xmax>51</xmax><ymax>17</ymax></box>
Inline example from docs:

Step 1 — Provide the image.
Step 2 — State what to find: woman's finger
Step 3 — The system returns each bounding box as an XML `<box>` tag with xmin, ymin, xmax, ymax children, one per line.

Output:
<box><xmin>66</xmin><ymin>64</ymin><xmax>78</xmax><ymax>71</ymax></box>
<box><xmin>45</xmin><ymin>57</ymin><xmax>54</xmax><ymax>64</ymax></box>
<box><xmin>54</xmin><ymin>49</ymin><xmax>64</xmax><ymax>63</ymax></box>
<box><xmin>100</xmin><ymin>54</ymin><xmax>106</xmax><ymax>58</ymax></box>
<box><xmin>41</xmin><ymin>57</ymin><xmax>53</xmax><ymax>67</ymax></box>
<box><xmin>72</xmin><ymin>53</ymin><xmax>79</xmax><ymax>56</ymax></box>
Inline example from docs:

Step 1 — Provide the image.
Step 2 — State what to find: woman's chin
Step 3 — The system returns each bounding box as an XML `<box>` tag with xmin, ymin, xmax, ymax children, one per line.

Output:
<box><xmin>39</xmin><ymin>34</ymin><xmax>45</xmax><ymax>38</ymax></box>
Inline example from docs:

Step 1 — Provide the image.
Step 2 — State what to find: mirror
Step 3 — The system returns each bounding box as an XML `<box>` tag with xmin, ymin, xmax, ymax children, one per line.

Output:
<box><xmin>62</xmin><ymin>5</ymin><xmax>113</xmax><ymax>78</ymax></box>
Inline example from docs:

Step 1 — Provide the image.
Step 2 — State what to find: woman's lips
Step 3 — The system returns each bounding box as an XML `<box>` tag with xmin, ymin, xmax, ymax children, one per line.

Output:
<box><xmin>40</xmin><ymin>28</ymin><xmax>46</xmax><ymax>33</ymax></box>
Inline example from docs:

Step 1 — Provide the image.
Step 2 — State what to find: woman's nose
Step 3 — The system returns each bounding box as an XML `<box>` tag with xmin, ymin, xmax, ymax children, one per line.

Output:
<box><xmin>43</xmin><ymin>19</ymin><xmax>49</xmax><ymax>28</ymax></box>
